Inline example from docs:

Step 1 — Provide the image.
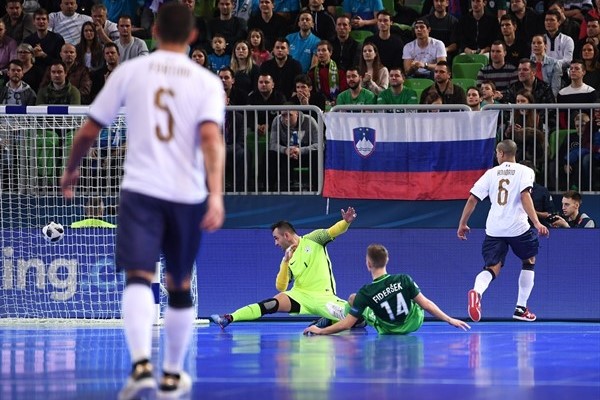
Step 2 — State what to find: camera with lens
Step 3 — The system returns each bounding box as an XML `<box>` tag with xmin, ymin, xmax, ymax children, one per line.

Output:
<box><xmin>546</xmin><ymin>213</ymin><xmax>560</xmax><ymax>223</ymax></box>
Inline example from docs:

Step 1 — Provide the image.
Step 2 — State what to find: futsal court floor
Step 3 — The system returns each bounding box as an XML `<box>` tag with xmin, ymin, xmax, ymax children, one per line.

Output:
<box><xmin>0</xmin><ymin>321</ymin><xmax>598</xmax><ymax>400</ymax></box>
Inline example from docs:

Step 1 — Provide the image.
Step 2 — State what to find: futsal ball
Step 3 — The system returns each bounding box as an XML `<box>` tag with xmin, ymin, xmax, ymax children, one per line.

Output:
<box><xmin>42</xmin><ymin>222</ymin><xmax>64</xmax><ymax>243</ymax></box>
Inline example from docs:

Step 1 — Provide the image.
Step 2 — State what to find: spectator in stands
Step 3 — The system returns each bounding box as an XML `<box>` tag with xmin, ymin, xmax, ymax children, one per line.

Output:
<box><xmin>219</xmin><ymin>66</ymin><xmax>248</xmax><ymax>105</ymax></box>
<box><xmin>48</xmin><ymin>0</ymin><xmax>92</xmax><ymax>45</ymax></box>
<box><xmin>331</xmin><ymin>16</ymin><xmax>359</xmax><ymax>71</ymax></box>
<box><xmin>376</xmin><ymin>67</ymin><xmax>419</xmax><ymax>106</ymax></box>
<box><xmin>289</xmin><ymin>73</ymin><xmax>327</xmax><ymax>112</ymax></box>
<box><xmin>308</xmin><ymin>0</ymin><xmax>335</xmax><ymax>41</ymax></box>
<box><xmin>24</xmin><ymin>8</ymin><xmax>66</xmax><ymax>70</ymax></box>
<box><xmin>0</xmin><ymin>59</ymin><xmax>37</xmax><ymax>105</ymax></box>
<box><xmin>75</xmin><ymin>21</ymin><xmax>104</xmax><ymax>72</ymax></box>
<box><xmin>581</xmin><ymin>41</ymin><xmax>600</xmax><ymax>89</ymax></box>
<box><xmin>403</xmin><ymin>19</ymin><xmax>447</xmax><ymax>79</ymax></box>
<box><xmin>268</xmin><ymin>103</ymin><xmax>320</xmax><ymax>191</ymax></box>
<box><xmin>115</xmin><ymin>15</ymin><xmax>148</xmax><ymax>62</ymax></box>
<box><xmin>247</xmin><ymin>72</ymin><xmax>287</xmax><ymax>136</ymax></box>
<box><xmin>90</xmin><ymin>41</ymin><xmax>118</xmax><ymax>100</ymax></box>
<box><xmin>191</xmin><ymin>47</ymin><xmax>209</xmax><ymax>68</ymax></box>
<box><xmin>90</xmin><ymin>4</ymin><xmax>118</xmax><ymax>44</ymax></box>
<box><xmin>16</xmin><ymin>43</ymin><xmax>43</xmax><ymax>93</ymax></box>
<box><xmin>477</xmin><ymin>41</ymin><xmax>518</xmax><ymax>94</ymax></box>
<box><xmin>247</xmin><ymin>0</ymin><xmax>287</xmax><ymax>51</ymax></box>
<box><xmin>0</xmin><ymin>20</ymin><xmax>17</xmax><ymax>72</ymax></box>
<box><xmin>423</xmin><ymin>90</ymin><xmax>443</xmax><ymax>109</ymax></box>
<box><xmin>102</xmin><ymin>0</ymin><xmax>139</xmax><ymax>27</ymax></box>
<box><xmin>552</xmin><ymin>111</ymin><xmax>592</xmax><ymax>190</ymax></box>
<box><xmin>40</xmin><ymin>43</ymin><xmax>91</xmax><ymax>103</ymax></box>
<box><xmin>259</xmin><ymin>37</ymin><xmax>303</xmax><ymax>99</ymax></box>
<box><xmin>457</xmin><ymin>0</ymin><xmax>499</xmax><ymax>55</ymax></box>
<box><xmin>530</xmin><ymin>34</ymin><xmax>562</xmax><ymax>97</ymax></box>
<box><xmin>479</xmin><ymin>80</ymin><xmax>500</xmax><ymax>106</ymax></box>
<box><xmin>508</xmin><ymin>0</ymin><xmax>544</xmax><ymax>47</ymax></box>
<box><xmin>208</xmin><ymin>0</ymin><xmax>248</xmax><ymax>55</ymax></box>
<box><xmin>2</xmin><ymin>0</ymin><xmax>35</xmax><ymax>43</ymax></box>
<box><xmin>423</xmin><ymin>0</ymin><xmax>459</xmax><ymax>62</ymax></box>
<box><xmin>575</xmin><ymin>16</ymin><xmax>599</xmax><ymax>57</ymax></box>
<box><xmin>336</xmin><ymin>66</ymin><xmax>376</xmax><ymax>105</ymax></box>
<box><xmin>563</xmin><ymin>0</ymin><xmax>593</xmax><ymax>22</ymax></box>
<box><xmin>557</xmin><ymin>60</ymin><xmax>596</xmax><ymax>120</ymax></box>
<box><xmin>466</xmin><ymin>86</ymin><xmax>482</xmax><ymax>111</ymax></box>
<box><xmin>36</xmin><ymin>60</ymin><xmax>81</xmax><ymax>104</ymax></box>
<box><xmin>420</xmin><ymin>61</ymin><xmax>467</xmax><ymax>104</ymax></box>
<box><xmin>544</xmin><ymin>9</ymin><xmax>574</xmax><ymax>69</ymax></box>
<box><xmin>230</xmin><ymin>40</ymin><xmax>259</xmax><ymax>95</ymax></box>
<box><xmin>551</xmin><ymin>190</ymin><xmax>596</xmax><ymax>227</ymax></box>
<box><xmin>503</xmin><ymin>89</ymin><xmax>545</xmax><ymax>167</ymax></box>
<box><xmin>363</xmin><ymin>11</ymin><xmax>404</xmax><ymax>70</ymax></box>
<box><xmin>547</xmin><ymin>0</ymin><xmax>580</xmax><ymax>42</ymax></box>
<box><xmin>208</xmin><ymin>34</ymin><xmax>231</xmax><ymax>72</ymax></box>
<box><xmin>359</xmin><ymin>42</ymin><xmax>388</xmax><ymax>95</ymax></box>
<box><xmin>500</xmin><ymin>14</ymin><xmax>530</xmax><ymax>67</ymax></box>
<box><xmin>248</xmin><ymin>28</ymin><xmax>272</xmax><ymax>66</ymax></box>
<box><xmin>182</xmin><ymin>0</ymin><xmax>210</xmax><ymax>55</ymax></box>
<box><xmin>286</xmin><ymin>10</ymin><xmax>320</xmax><ymax>73</ymax></box>
<box><xmin>308</xmin><ymin>40</ymin><xmax>346</xmax><ymax>105</ymax></box>
<box><xmin>344</xmin><ymin>0</ymin><xmax>384</xmax><ymax>32</ymax></box>
<box><xmin>502</xmin><ymin>58</ymin><xmax>556</xmax><ymax>105</ymax></box>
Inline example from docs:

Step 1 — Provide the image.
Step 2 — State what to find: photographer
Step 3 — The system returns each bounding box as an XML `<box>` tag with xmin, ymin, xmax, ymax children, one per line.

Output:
<box><xmin>550</xmin><ymin>190</ymin><xmax>596</xmax><ymax>228</ymax></box>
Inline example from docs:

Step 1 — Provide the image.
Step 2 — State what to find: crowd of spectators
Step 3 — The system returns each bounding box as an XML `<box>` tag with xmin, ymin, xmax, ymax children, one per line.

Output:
<box><xmin>0</xmin><ymin>0</ymin><xmax>599</xmax><ymax>193</ymax></box>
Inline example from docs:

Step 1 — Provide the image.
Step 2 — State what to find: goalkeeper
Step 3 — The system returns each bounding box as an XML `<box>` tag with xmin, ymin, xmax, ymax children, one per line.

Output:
<box><xmin>210</xmin><ymin>207</ymin><xmax>357</xmax><ymax>329</ymax></box>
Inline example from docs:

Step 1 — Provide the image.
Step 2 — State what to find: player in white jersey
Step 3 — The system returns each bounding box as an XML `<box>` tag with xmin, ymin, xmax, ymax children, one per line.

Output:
<box><xmin>60</xmin><ymin>3</ymin><xmax>225</xmax><ymax>399</ymax></box>
<box><xmin>457</xmin><ymin>139</ymin><xmax>549</xmax><ymax>323</ymax></box>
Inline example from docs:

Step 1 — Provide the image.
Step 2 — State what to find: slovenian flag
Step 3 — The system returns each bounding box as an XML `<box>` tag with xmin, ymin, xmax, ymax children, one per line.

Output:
<box><xmin>323</xmin><ymin>111</ymin><xmax>500</xmax><ymax>200</ymax></box>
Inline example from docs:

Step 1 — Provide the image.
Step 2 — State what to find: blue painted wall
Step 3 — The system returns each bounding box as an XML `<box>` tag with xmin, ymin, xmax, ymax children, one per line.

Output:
<box><xmin>197</xmin><ymin>229</ymin><xmax>600</xmax><ymax>321</ymax></box>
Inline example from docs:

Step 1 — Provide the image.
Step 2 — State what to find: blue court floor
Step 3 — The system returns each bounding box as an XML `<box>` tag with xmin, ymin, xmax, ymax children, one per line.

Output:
<box><xmin>0</xmin><ymin>321</ymin><xmax>598</xmax><ymax>400</ymax></box>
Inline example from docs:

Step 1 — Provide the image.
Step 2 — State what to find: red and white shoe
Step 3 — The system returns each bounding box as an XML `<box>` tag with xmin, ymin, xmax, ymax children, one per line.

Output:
<box><xmin>468</xmin><ymin>289</ymin><xmax>481</xmax><ymax>322</ymax></box>
<box><xmin>513</xmin><ymin>307</ymin><xmax>536</xmax><ymax>321</ymax></box>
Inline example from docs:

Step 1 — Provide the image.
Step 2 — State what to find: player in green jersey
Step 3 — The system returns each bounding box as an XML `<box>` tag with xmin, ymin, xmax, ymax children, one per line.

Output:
<box><xmin>211</xmin><ymin>207</ymin><xmax>357</xmax><ymax>329</ymax></box>
<box><xmin>304</xmin><ymin>244</ymin><xmax>471</xmax><ymax>335</ymax></box>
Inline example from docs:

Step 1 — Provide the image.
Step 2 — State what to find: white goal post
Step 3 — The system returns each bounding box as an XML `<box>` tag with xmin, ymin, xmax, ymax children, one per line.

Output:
<box><xmin>0</xmin><ymin>106</ymin><xmax>204</xmax><ymax>324</ymax></box>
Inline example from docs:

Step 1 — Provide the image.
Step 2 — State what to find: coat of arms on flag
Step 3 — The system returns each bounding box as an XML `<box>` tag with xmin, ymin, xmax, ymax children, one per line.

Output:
<box><xmin>353</xmin><ymin>127</ymin><xmax>376</xmax><ymax>158</ymax></box>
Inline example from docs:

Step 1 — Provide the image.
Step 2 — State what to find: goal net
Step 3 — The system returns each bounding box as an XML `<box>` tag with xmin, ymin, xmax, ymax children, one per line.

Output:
<box><xmin>0</xmin><ymin>107</ymin><xmax>199</xmax><ymax>324</ymax></box>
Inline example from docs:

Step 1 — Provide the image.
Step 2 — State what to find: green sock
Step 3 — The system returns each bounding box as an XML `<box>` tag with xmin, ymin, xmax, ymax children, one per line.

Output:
<box><xmin>231</xmin><ymin>303</ymin><xmax>262</xmax><ymax>322</ymax></box>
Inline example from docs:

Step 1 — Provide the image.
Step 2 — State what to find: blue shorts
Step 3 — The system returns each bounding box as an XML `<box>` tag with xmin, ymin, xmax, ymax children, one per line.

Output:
<box><xmin>482</xmin><ymin>228</ymin><xmax>539</xmax><ymax>267</ymax></box>
<box><xmin>116</xmin><ymin>190</ymin><xmax>206</xmax><ymax>285</ymax></box>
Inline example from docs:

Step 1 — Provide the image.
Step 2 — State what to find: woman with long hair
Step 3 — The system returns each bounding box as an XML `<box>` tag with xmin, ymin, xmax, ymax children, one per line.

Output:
<box><xmin>530</xmin><ymin>34</ymin><xmax>562</xmax><ymax>97</ymax></box>
<box><xmin>230</xmin><ymin>40</ymin><xmax>259</xmax><ymax>94</ymax></box>
<box><xmin>75</xmin><ymin>21</ymin><xmax>105</xmax><ymax>72</ymax></box>
<box><xmin>248</xmin><ymin>28</ymin><xmax>271</xmax><ymax>67</ymax></box>
<box><xmin>580</xmin><ymin>40</ymin><xmax>600</xmax><ymax>90</ymax></box>
<box><xmin>191</xmin><ymin>47</ymin><xmax>209</xmax><ymax>69</ymax></box>
<box><xmin>358</xmin><ymin>42</ymin><xmax>388</xmax><ymax>95</ymax></box>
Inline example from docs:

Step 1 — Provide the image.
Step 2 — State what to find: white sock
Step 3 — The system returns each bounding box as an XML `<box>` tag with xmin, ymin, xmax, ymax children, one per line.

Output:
<box><xmin>122</xmin><ymin>283</ymin><xmax>156</xmax><ymax>363</ymax></box>
<box><xmin>162</xmin><ymin>306</ymin><xmax>195</xmax><ymax>374</ymax></box>
<box><xmin>473</xmin><ymin>270</ymin><xmax>494</xmax><ymax>296</ymax></box>
<box><xmin>517</xmin><ymin>270</ymin><xmax>535</xmax><ymax>308</ymax></box>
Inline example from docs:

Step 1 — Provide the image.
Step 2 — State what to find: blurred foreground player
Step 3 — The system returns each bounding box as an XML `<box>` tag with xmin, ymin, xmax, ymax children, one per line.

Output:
<box><xmin>304</xmin><ymin>244</ymin><xmax>470</xmax><ymax>335</ymax></box>
<box><xmin>61</xmin><ymin>3</ymin><xmax>226</xmax><ymax>399</ymax></box>
<box><xmin>457</xmin><ymin>140</ymin><xmax>549</xmax><ymax>323</ymax></box>
<box><xmin>211</xmin><ymin>207</ymin><xmax>358</xmax><ymax>329</ymax></box>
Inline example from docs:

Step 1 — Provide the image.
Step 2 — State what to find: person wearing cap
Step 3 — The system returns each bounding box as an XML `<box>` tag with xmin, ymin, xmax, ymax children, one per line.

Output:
<box><xmin>402</xmin><ymin>18</ymin><xmax>447</xmax><ymax>79</ymax></box>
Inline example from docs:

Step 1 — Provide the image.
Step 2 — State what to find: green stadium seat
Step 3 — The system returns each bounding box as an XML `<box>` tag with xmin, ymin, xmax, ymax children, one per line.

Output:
<box><xmin>349</xmin><ymin>30</ymin><xmax>374</xmax><ymax>44</ymax></box>
<box><xmin>549</xmin><ymin>129</ymin><xmax>577</xmax><ymax>160</ymax></box>
<box><xmin>452</xmin><ymin>53</ymin><xmax>489</xmax><ymax>67</ymax></box>
<box><xmin>404</xmin><ymin>78</ymin><xmax>434</xmax><ymax>101</ymax></box>
<box><xmin>382</xmin><ymin>0</ymin><xmax>396</xmax><ymax>15</ymax></box>
<box><xmin>452</xmin><ymin>78</ymin><xmax>477</xmax><ymax>92</ymax></box>
<box><xmin>452</xmin><ymin>62</ymin><xmax>485</xmax><ymax>80</ymax></box>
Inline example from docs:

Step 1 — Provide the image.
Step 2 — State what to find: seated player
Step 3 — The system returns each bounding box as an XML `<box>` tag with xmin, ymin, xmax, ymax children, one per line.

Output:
<box><xmin>211</xmin><ymin>207</ymin><xmax>358</xmax><ymax>328</ymax></box>
<box><xmin>304</xmin><ymin>244</ymin><xmax>471</xmax><ymax>335</ymax></box>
